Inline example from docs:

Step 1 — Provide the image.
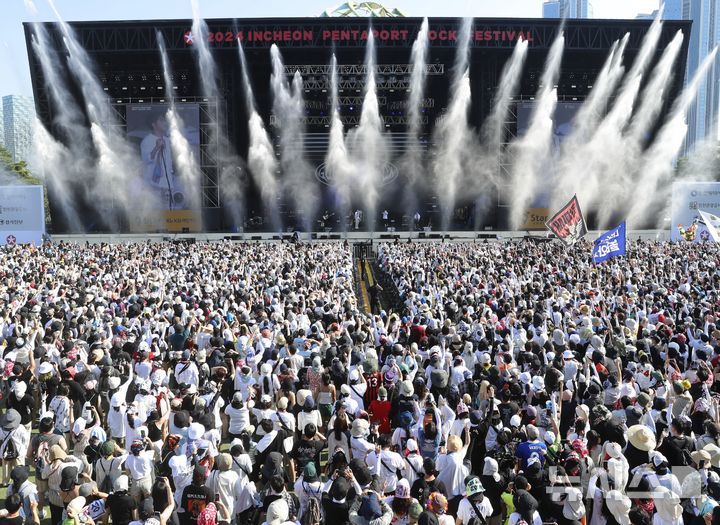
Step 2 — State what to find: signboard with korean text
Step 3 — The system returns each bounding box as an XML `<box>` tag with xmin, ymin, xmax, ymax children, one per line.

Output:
<box><xmin>0</xmin><ymin>185</ymin><xmax>45</xmax><ymax>245</ymax></box>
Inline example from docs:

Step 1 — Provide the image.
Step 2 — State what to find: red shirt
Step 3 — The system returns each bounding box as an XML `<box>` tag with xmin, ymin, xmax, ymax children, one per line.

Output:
<box><xmin>368</xmin><ymin>399</ymin><xmax>392</xmax><ymax>434</ymax></box>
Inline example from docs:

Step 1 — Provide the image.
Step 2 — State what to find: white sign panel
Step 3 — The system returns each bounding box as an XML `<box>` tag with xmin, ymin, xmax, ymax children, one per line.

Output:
<box><xmin>671</xmin><ymin>181</ymin><xmax>720</xmax><ymax>242</ymax></box>
<box><xmin>0</xmin><ymin>186</ymin><xmax>45</xmax><ymax>245</ymax></box>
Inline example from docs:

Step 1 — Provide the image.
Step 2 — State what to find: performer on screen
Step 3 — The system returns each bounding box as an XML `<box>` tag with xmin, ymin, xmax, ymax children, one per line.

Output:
<box><xmin>354</xmin><ymin>209</ymin><xmax>363</xmax><ymax>230</ymax></box>
<box><xmin>141</xmin><ymin>113</ymin><xmax>177</xmax><ymax>209</ymax></box>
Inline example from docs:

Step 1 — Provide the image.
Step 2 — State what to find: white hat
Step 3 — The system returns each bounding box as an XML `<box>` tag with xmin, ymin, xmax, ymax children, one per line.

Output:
<box><xmin>652</xmin><ymin>451</ymin><xmax>668</xmax><ymax>467</ymax></box>
<box><xmin>510</xmin><ymin>414</ymin><xmax>522</xmax><ymax>428</ymax></box>
<box><xmin>519</xmin><ymin>372</ymin><xmax>531</xmax><ymax>385</ymax></box>
<box><xmin>114</xmin><ymin>475</ymin><xmax>129</xmax><ymax>492</ymax></box>
<box><xmin>38</xmin><ymin>362</ymin><xmax>53</xmax><ymax>375</ymax></box>
<box><xmin>605</xmin><ymin>491</ymin><xmax>630</xmax><ymax>525</ymax></box>
<box><xmin>351</xmin><ymin>418</ymin><xmax>370</xmax><ymax>438</ymax></box>
<box><xmin>266</xmin><ymin>498</ymin><xmax>290</xmax><ymax>525</ymax></box>
<box><xmin>563</xmin><ymin>350</ymin><xmax>573</xmax><ymax>359</ymax></box>
<box><xmin>532</xmin><ymin>376</ymin><xmax>545</xmax><ymax>391</ymax></box>
<box><xmin>72</xmin><ymin>417</ymin><xmax>86</xmax><ymax>436</ymax></box>
<box><xmin>563</xmin><ymin>487</ymin><xmax>585</xmax><ymax>521</ymax></box>
<box><xmin>654</xmin><ymin>486</ymin><xmax>682</xmax><ymax>522</ymax></box>
<box><xmin>12</xmin><ymin>382</ymin><xmax>27</xmax><ymax>397</ymax></box>
<box><xmin>66</xmin><ymin>496</ymin><xmax>86</xmax><ymax>518</ymax></box>
<box><xmin>480</xmin><ymin>353</ymin><xmax>491</xmax><ymax>365</ymax></box>
<box><xmin>188</xmin><ymin>422</ymin><xmax>205</xmax><ymax>441</ymax></box>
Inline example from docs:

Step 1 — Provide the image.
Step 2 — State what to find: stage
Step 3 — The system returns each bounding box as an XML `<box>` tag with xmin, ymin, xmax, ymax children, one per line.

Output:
<box><xmin>51</xmin><ymin>229</ymin><xmax>669</xmax><ymax>244</ymax></box>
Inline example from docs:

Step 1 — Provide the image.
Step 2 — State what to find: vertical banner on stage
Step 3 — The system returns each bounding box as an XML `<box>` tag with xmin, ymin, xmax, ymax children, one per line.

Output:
<box><xmin>546</xmin><ymin>195</ymin><xmax>587</xmax><ymax>245</ymax></box>
<box><xmin>126</xmin><ymin>103</ymin><xmax>201</xmax><ymax>232</ymax></box>
<box><xmin>0</xmin><ymin>186</ymin><xmax>45</xmax><ymax>245</ymax></box>
<box><xmin>593</xmin><ymin>222</ymin><xmax>626</xmax><ymax>263</ymax></box>
<box><xmin>671</xmin><ymin>182</ymin><xmax>720</xmax><ymax>242</ymax></box>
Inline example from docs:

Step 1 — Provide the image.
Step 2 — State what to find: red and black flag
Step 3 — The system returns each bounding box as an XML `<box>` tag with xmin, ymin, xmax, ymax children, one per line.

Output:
<box><xmin>546</xmin><ymin>195</ymin><xmax>587</xmax><ymax>245</ymax></box>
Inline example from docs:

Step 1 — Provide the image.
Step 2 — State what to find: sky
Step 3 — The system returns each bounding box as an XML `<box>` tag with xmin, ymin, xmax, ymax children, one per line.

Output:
<box><xmin>2</xmin><ymin>0</ymin><xmax>661</xmax><ymax>98</ymax></box>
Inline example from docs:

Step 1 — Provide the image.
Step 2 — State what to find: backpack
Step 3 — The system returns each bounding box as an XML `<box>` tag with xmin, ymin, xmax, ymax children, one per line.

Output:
<box><xmin>34</xmin><ymin>439</ymin><xmax>51</xmax><ymax>474</ymax></box>
<box><xmin>2</xmin><ymin>431</ymin><xmax>17</xmax><ymax>460</ymax></box>
<box><xmin>99</xmin><ymin>459</ymin><xmax>115</xmax><ymax>493</ymax></box>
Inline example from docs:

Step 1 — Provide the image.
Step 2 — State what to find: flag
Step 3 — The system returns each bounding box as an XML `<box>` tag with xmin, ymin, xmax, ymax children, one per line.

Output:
<box><xmin>546</xmin><ymin>195</ymin><xmax>587</xmax><ymax>245</ymax></box>
<box><xmin>592</xmin><ymin>221</ymin><xmax>626</xmax><ymax>263</ymax></box>
<box><xmin>698</xmin><ymin>210</ymin><xmax>720</xmax><ymax>242</ymax></box>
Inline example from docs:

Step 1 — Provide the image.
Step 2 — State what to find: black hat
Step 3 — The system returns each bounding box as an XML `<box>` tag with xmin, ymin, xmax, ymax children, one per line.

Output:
<box><xmin>60</xmin><ymin>466</ymin><xmax>79</xmax><ymax>492</ymax></box>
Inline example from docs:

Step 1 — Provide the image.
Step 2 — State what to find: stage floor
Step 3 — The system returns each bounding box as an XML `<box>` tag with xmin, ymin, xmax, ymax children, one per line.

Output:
<box><xmin>51</xmin><ymin>230</ymin><xmax>669</xmax><ymax>244</ymax></box>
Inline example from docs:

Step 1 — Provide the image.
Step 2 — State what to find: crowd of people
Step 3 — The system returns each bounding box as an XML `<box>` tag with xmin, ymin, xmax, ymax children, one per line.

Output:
<box><xmin>0</xmin><ymin>238</ymin><xmax>717</xmax><ymax>525</ymax></box>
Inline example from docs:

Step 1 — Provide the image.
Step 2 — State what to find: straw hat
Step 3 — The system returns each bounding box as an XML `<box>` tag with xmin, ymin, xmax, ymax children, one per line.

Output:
<box><xmin>627</xmin><ymin>425</ymin><xmax>656</xmax><ymax>452</ymax></box>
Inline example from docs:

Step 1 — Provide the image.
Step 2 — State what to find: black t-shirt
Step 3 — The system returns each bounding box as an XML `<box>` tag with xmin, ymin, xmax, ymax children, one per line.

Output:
<box><xmin>498</xmin><ymin>401</ymin><xmax>520</xmax><ymax>427</ymax></box>
<box><xmin>180</xmin><ymin>483</ymin><xmax>213</xmax><ymax>525</ymax></box>
<box><xmin>659</xmin><ymin>435</ymin><xmax>695</xmax><ymax>467</ymax></box>
<box><xmin>595</xmin><ymin>418</ymin><xmax>627</xmax><ymax>448</ymax></box>
<box><xmin>290</xmin><ymin>438</ymin><xmax>326</xmax><ymax>473</ymax></box>
<box><xmin>0</xmin><ymin>516</ymin><xmax>24</xmax><ymax>525</ymax></box>
<box><xmin>107</xmin><ymin>491</ymin><xmax>137</xmax><ymax>525</ymax></box>
<box><xmin>411</xmin><ymin>477</ymin><xmax>448</xmax><ymax>505</ymax></box>
<box><xmin>321</xmin><ymin>494</ymin><xmax>351</xmax><ymax>524</ymax></box>
<box><xmin>7</xmin><ymin>391</ymin><xmax>33</xmax><ymax>425</ymax></box>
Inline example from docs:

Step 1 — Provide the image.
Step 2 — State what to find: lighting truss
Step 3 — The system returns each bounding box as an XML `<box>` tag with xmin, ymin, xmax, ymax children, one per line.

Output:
<box><xmin>283</xmin><ymin>64</ymin><xmax>444</xmax><ymax>76</ymax></box>
<box><xmin>269</xmin><ymin>115</ymin><xmax>427</xmax><ymax>126</ymax></box>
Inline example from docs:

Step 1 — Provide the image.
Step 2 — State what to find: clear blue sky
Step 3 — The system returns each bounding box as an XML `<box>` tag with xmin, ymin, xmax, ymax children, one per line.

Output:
<box><xmin>4</xmin><ymin>0</ymin><xmax>660</xmax><ymax>97</ymax></box>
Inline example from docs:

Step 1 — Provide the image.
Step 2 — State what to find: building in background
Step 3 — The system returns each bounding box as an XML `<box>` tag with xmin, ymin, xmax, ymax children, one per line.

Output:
<box><xmin>0</xmin><ymin>106</ymin><xmax>4</xmax><ymax>148</ymax></box>
<box><xmin>543</xmin><ymin>1</ymin><xmax>561</xmax><ymax>17</ymax></box>
<box><xmin>661</xmin><ymin>0</ymin><xmax>720</xmax><ymax>150</ymax></box>
<box><xmin>542</xmin><ymin>0</ymin><xmax>593</xmax><ymax>18</ymax></box>
<box><xmin>2</xmin><ymin>95</ymin><xmax>34</xmax><ymax>162</ymax></box>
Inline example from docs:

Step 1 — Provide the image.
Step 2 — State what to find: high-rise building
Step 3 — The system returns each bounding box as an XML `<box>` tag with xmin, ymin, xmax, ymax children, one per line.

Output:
<box><xmin>662</xmin><ymin>0</ymin><xmax>720</xmax><ymax>149</ymax></box>
<box><xmin>0</xmin><ymin>106</ymin><xmax>4</xmax><ymax>148</ymax></box>
<box><xmin>543</xmin><ymin>1</ymin><xmax>561</xmax><ymax>17</ymax></box>
<box><xmin>542</xmin><ymin>0</ymin><xmax>594</xmax><ymax>18</ymax></box>
<box><xmin>2</xmin><ymin>95</ymin><xmax>34</xmax><ymax>162</ymax></box>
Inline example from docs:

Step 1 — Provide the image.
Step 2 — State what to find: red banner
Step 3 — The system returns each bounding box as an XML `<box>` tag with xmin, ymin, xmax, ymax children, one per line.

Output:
<box><xmin>545</xmin><ymin>195</ymin><xmax>587</xmax><ymax>245</ymax></box>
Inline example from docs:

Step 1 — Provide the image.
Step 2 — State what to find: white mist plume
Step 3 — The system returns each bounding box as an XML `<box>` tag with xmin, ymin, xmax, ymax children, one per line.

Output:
<box><xmin>238</xmin><ymin>42</ymin><xmax>281</xmax><ymax>231</ymax></box>
<box><xmin>432</xmin><ymin>17</ymin><xmax>474</xmax><ymax>231</ymax></box>
<box><xmin>627</xmin><ymin>47</ymin><xmax>719</xmax><ymax>228</ymax></box>
<box><xmin>325</xmin><ymin>54</ymin><xmax>353</xmax><ymax>230</ymax></box>
<box><xmin>347</xmin><ymin>30</ymin><xmax>386</xmax><ymax>231</ymax></box>
<box><xmin>509</xmin><ymin>32</ymin><xmax>565</xmax><ymax>230</ymax></box>
<box><xmin>270</xmin><ymin>45</ymin><xmax>318</xmax><ymax>232</ymax></box>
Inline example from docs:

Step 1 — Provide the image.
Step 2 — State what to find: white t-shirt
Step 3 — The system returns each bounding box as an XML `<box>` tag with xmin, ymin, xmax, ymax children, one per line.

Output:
<box><xmin>373</xmin><ymin>450</ymin><xmax>405</xmax><ymax>493</ymax></box>
<box><xmin>224</xmin><ymin>405</ymin><xmax>250</xmax><ymax>435</ymax></box>
<box><xmin>206</xmin><ymin>469</ymin><xmax>239</xmax><ymax>516</ymax></box>
<box><xmin>509</xmin><ymin>511</ymin><xmax>543</xmax><ymax>525</ymax></box>
<box><xmin>457</xmin><ymin>497</ymin><xmax>494</xmax><ymax>525</ymax></box>
<box><xmin>126</xmin><ymin>450</ymin><xmax>154</xmax><ymax>480</ymax></box>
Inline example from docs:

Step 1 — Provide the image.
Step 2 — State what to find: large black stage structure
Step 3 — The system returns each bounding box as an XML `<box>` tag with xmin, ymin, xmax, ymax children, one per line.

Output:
<box><xmin>24</xmin><ymin>17</ymin><xmax>691</xmax><ymax>233</ymax></box>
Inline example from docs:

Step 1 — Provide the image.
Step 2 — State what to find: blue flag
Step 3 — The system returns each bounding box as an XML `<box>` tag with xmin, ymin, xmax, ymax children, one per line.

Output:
<box><xmin>592</xmin><ymin>222</ymin><xmax>626</xmax><ymax>263</ymax></box>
